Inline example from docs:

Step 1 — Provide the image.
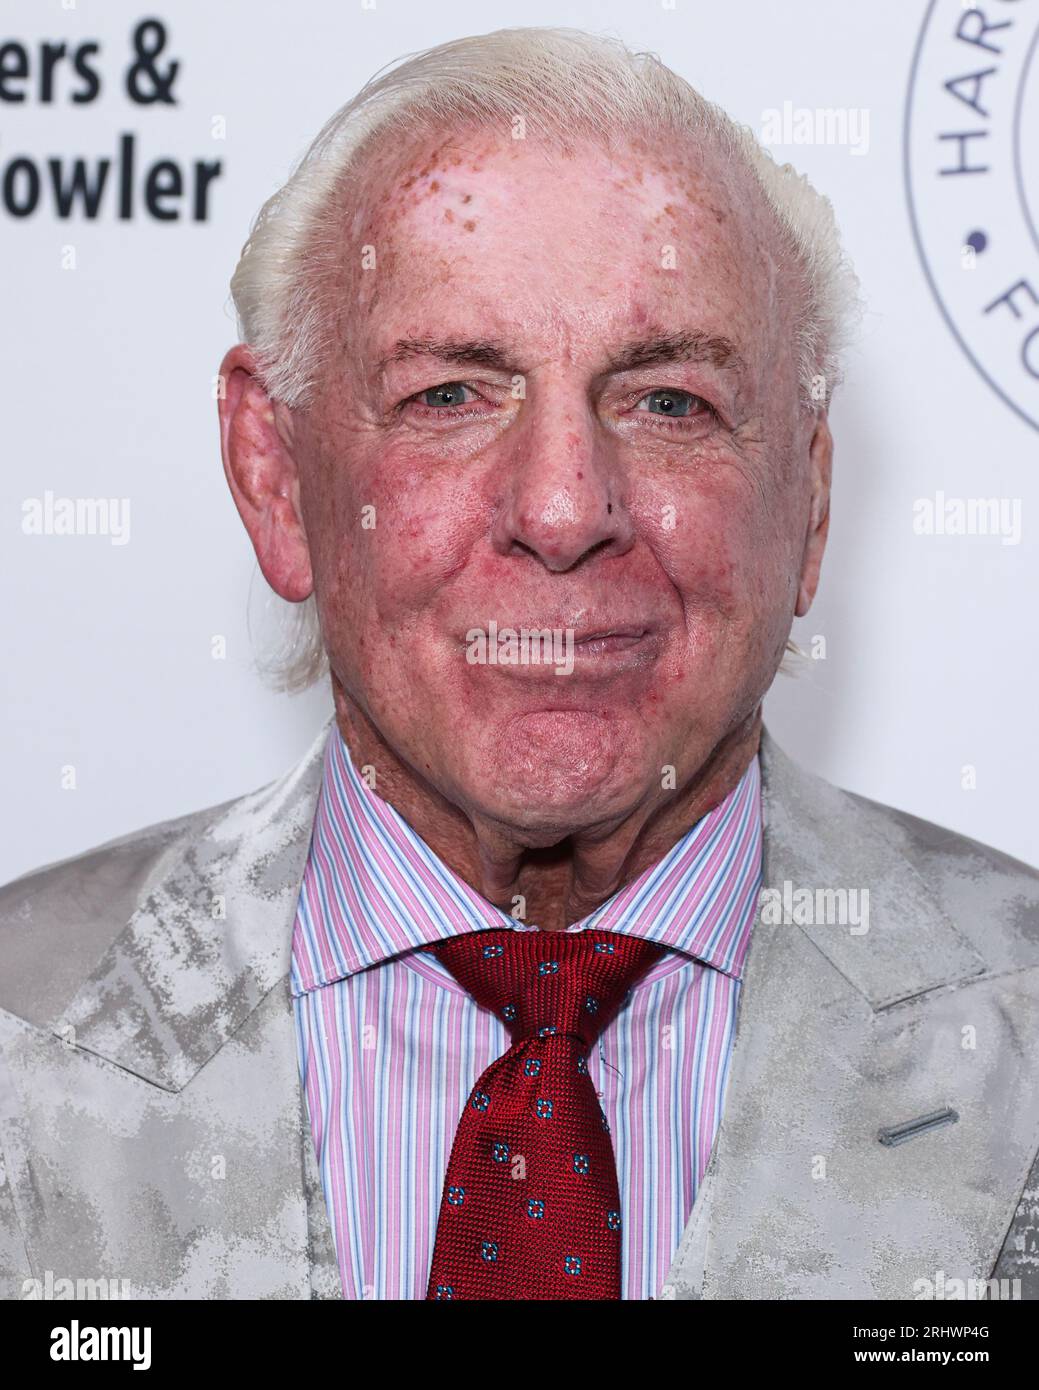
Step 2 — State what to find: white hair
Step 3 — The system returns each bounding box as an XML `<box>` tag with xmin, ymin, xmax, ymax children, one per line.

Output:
<box><xmin>229</xmin><ymin>26</ymin><xmax>861</xmax><ymax>692</ymax></box>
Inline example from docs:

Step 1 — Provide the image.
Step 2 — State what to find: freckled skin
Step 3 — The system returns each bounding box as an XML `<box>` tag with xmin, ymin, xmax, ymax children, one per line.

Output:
<box><xmin>218</xmin><ymin>125</ymin><xmax>833</xmax><ymax>930</ymax></box>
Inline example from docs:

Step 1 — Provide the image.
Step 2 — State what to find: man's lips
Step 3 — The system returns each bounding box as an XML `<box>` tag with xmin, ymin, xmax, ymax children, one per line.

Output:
<box><xmin>458</xmin><ymin>619</ymin><xmax>658</xmax><ymax>640</ymax></box>
<box><xmin>455</xmin><ymin>618</ymin><xmax>664</xmax><ymax>676</ymax></box>
<box><xmin>570</xmin><ymin>627</ymin><xmax>648</xmax><ymax>654</ymax></box>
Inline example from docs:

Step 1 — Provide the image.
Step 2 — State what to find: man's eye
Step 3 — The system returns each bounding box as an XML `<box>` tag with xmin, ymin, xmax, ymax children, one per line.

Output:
<box><xmin>413</xmin><ymin>382</ymin><xmax>476</xmax><ymax>410</ymax></box>
<box><xmin>634</xmin><ymin>388</ymin><xmax>714</xmax><ymax>421</ymax></box>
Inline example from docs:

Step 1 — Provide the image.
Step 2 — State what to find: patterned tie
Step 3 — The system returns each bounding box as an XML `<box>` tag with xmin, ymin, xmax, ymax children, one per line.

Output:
<box><xmin>424</xmin><ymin>927</ymin><xmax>666</xmax><ymax>1300</ymax></box>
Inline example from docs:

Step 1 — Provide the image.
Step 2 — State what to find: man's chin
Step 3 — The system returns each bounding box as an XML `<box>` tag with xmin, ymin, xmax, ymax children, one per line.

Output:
<box><xmin>460</xmin><ymin>708</ymin><xmax>649</xmax><ymax>837</ymax></box>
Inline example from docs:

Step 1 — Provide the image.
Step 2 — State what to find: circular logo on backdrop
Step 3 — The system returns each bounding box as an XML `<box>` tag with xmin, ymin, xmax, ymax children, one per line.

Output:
<box><xmin>905</xmin><ymin>0</ymin><xmax>1039</xmax><ymax>432</ymax></box>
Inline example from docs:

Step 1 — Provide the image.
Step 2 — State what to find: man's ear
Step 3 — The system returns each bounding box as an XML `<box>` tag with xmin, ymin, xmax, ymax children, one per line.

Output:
<box><xmin>217</xmin><ymin>344</ymin><xmax>313</xmax><ymax>602</ymax></box>
<box><xmin>794</xmin><ymin>413</ymin><xmax>833</xmax><ymax>618</ymax></box>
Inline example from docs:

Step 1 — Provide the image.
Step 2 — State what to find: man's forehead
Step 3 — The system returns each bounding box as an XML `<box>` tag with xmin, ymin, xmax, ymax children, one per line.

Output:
<box><xmin>365</xmin><ymin>121</ymin><xmax>739</xmax><ymax>213</ymax></box>
<box><xmin>342</xmin><ymin>129</ymin><xmax>781</xmax><ymax>386</ymax></box>
<box><xmin>353</xmin><ymin>123</ymin><xmax>769</xmax><ymax>278</ymax></box>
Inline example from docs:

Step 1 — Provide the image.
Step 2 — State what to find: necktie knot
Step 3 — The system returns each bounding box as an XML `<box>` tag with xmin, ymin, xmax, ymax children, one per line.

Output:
<box><xmin>429</xmin><ymin>928</ymin><xmax>664</xmax><ymax>1048</ymax></box>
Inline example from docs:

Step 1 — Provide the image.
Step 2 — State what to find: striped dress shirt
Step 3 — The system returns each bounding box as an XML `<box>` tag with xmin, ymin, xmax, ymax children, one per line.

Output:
<box><xmin>290</xmin><ymin>727</ymin><xmax>762</xmax><ymax>1300</ymax></box>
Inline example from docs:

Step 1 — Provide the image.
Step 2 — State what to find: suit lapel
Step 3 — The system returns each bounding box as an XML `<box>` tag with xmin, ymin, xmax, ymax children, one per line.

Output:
<box><xmin>56</xmin><ymin>721</ymin><xmax>331</xmax><ymax>1091</ymax></box>
<box><xmin>43</xmin><ymin>717</ymin><xmax>342</xmax><ymax>1298</ymax></box>
<box><xmin>665</xmin><ymin>728</ymin><xmax>1039</xmax><ymax>1298</ymax></box>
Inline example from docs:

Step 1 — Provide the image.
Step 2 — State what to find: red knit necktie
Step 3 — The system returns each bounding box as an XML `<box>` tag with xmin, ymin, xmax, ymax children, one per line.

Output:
<box><xmin>424</xmin><ymin>928</ymin><xmax>665</xmax><ymax>1300</ymax></box>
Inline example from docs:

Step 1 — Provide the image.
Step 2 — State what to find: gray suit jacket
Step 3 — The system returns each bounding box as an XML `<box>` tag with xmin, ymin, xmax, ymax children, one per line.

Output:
<box><xmin>1</xmin><ymin>720</ymin><xmax>1037</xmax><ymax>1300</ymax></box>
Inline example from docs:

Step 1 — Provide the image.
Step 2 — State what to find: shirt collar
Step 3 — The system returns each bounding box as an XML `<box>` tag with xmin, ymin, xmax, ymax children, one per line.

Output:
<box><xmin>291</xmin><ymin>726</ymin><xmax>762</xmax><ymax>997</ymax></box>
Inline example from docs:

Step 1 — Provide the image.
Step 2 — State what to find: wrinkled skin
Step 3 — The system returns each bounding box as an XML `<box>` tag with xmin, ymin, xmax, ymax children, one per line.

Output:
<box><xmin>219</xmin><ymin>125</ymin><xmax>832</xmax><ymax>930</ymax></box>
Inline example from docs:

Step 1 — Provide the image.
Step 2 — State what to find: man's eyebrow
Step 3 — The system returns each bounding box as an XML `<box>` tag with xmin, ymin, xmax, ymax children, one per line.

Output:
<box><xmin>375</xmin><ymin>329</ymin><xmax>747</xmax><ymax>378</ymax></box>
<box><xmin>604</xmin><ymin>330</ymin><xmax>747</xmax><ymax>376</ymax></box>
<box><xmin>376</xmin><ymin>337</ymin><xmax>515</xmax><ymax>375</ymax></box>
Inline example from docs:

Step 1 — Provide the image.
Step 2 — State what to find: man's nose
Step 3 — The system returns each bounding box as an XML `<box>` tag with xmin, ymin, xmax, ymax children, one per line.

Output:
<box><xmin>489</xmin><ymin>403</ymin><xmax>635</xmax><ymax>573</ymax></box>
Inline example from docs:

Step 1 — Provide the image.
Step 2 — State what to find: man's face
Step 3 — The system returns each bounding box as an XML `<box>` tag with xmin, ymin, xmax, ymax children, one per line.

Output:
<box><xmin>286</xmin><ymin>127</ymin><xmax>826</xmax><ymax>840</ymax></box>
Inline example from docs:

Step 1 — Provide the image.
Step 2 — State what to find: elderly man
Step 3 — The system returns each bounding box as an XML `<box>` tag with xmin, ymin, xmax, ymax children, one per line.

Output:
<box><xmin>2</xmin><ymin>27</ymin><xmax>1037</xmax><ymax>1303</ymax></box>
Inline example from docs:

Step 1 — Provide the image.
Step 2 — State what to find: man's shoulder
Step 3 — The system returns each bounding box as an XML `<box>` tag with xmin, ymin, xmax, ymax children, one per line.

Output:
<box><xmin>762</xmin><ymin>733</ymin><xmax>1034</xmax><ymax>984</ymax></box>
<box><xmin>847</xmin><ymin>782</ymin><xmax>1038</xmax><ymax>888</ymax></box>
<box><xmin>0</xmin><ymin>793</ymin><xmax>249</xmax><ymax>1030</ymax></box>
<box><xmin>0</xmin><ymin>721</ymin><xmax>333</xmax><ymax>1034</ymax></box>
<box><xmin>759</xmin><ymin>728</ymin><xmax>1039</xmax><ymax>978</ymax></box>
<box><xmin>870</xmin><ymin>788</ymin><xmax>1038</xmax><ymax>970</ymax></box>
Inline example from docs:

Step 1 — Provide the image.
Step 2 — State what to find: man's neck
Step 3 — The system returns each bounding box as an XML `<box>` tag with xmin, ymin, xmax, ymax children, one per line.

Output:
<box><xmin>331</xmin><ymin>679</ymin><xmax>762</xmax><ymax>932</ymax></box>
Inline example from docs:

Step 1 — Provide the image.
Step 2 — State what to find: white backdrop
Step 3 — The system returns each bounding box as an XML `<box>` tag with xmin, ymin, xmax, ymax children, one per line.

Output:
<box><xmin>3</xmin><ymin>0</ymin><xmax>1037</xmax><ymax>884</ymax></box>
